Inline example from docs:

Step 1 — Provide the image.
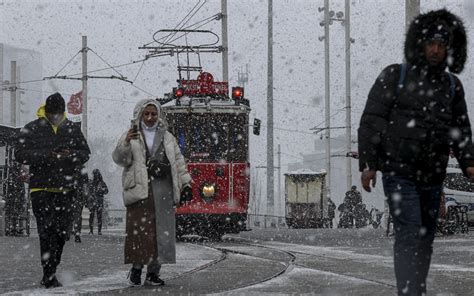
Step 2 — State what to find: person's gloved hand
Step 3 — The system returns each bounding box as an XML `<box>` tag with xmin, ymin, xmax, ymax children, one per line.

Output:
<box><xmin>179</xmin><ymin>185</ymin><xmax>193</xmax><ymax>205</ymax></box>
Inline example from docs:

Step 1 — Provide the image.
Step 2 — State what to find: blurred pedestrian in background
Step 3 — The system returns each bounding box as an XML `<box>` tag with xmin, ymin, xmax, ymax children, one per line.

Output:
<box><xmin>88</xmin><ymin>168</ymin><xmax>108</xmax><ymax>235</ymax></box>
<box><xmin>71</xmin><ymin>167</ymin><xmax>89</xmax><ymax>243</ymax></box>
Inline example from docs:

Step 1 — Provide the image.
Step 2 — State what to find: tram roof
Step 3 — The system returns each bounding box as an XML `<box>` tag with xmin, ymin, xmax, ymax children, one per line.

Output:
<box><xmin>285</xmin><ymin>168</ymin><xmax>327</xmax><ymax>176</ymax></box>
<box><xmin>0</xmin><ymin>124</ymin><xmax>21</xmax><ymax>147</ymax></box>
<box><xmin>161</xmin><ymin>97</ymin><xmax>250</xmax><ymax>114</ymax></box>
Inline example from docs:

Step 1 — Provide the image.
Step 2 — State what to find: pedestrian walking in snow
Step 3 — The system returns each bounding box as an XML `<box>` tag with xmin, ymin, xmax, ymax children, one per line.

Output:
<box><xmin>15</xmin><ymin>93</ymin><xmax>90</xmax><ymax>288</ymax></box>
<box><xmin>112</xmin><ymin>99</ymin><xmax>192</xmax><ymax>286</ymax></box>
<box><xmin>88</xmin><ymin>169</ymin><xmax>108</xmax><ymax>235</ymax></box>
<box><xmin>71</xmin><ymin>167</ymin><xmax>89</xmax><ymax>243</ymax></box>
<box><xmin>358</xmin><ymin>9</ymin><xmax>474</xmax><ymax>295</ymax></box>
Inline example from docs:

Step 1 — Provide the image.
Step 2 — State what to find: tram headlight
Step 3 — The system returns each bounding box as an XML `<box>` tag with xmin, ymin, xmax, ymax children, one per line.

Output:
<box><xmin>202</xmin><ymin>184</ymin><xmax>216</xmax><ymax>198</ymax></box>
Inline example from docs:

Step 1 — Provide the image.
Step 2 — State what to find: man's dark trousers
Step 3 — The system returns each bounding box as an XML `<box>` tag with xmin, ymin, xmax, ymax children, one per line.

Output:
<box><xmin>89</xmin><ymin>201</ymin><xmax>103</xmax><ymax>234</ymax></box>
<box><xmin>72</xmin><ymin>194</ymin><xmax>84</xmax><ymax>236</ymax></box>
<box><xmin>31</xmin><ymin>191</ymin><xmax>75</xmax><ymax>278</ymax></box>
<box><xmin>382</xmin><ymin>175</ymin><xmax>441</xmax><ymax>296</ymax></box>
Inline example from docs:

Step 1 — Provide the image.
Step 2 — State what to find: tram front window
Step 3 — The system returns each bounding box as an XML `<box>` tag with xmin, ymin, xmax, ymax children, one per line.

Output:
<box><xmin>167</xmin><ymin>113</ymin><xmax>248</xmax><ymax>162</ymax></box>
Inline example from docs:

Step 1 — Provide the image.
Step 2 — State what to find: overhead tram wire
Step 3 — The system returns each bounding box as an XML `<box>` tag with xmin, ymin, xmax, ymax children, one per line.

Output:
<box><xmin>3</xmin><ymin>1</ymin><xmax>216</xmax><ymax>95</ymax></box>
<box><xmin>152</xmin><ymin>0</ymin><xmax>207</xmax><ymax>46</ymax></box>
<box><xmin>135</xmin><ymin>1</ymin><xmax>212</xmax><ymax>82</ymax></box>
<box><xmin>16</xmin><ymin>86</ymin><xmax>138</xmax><ymax>104</ymax></box>
<box><xmin>132</xmin><ymin>60</ymin><xmax>146</xmax><ymax>83</ymax></box>
<box><xmin>0</xmin><ymin>78</ymin><xmax>46</xmax><ymax>87</ymax></box>
<box><xmin>9</xmin><ymin>4</ymin><xmax>217</xmax><ymax>86</ymax></box>
<box><xmin>159</xmin><ymin>0</ymin><xmax>204</xmax><ymax>44</ymax></box>
<box><xmin>88</xmin><ymin>48</ymin><xmax>128</xmax><ymax>80</ymax></box>
<box><xmin>52</xmin><ymin>50</ymin><xmax>82</xmax><ymax>77</ymax></box>
<box><xmin>166</xmin><ymin>16</ymin><xmax>220</xmax><ymax>45</ymax></box>
<box><xmin>144</xmin><ymin>13</ymin><xmax>220</xmax><ymax>49</ymax></box>
<box><xmin>311</xmin><ymin>107</ymin><xmax>347</xmax><ymax>130</ymax></box>
<box><xmin>273</xmin><ymin>98</ymin><xmax>321</xmax><ymax>108</ymax></box>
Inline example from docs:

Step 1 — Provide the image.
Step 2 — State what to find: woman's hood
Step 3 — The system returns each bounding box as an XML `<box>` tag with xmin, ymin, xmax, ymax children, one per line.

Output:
<box><xmin>404</xmin><ymin>9</ymin><xmax>467</xmax><ymax>73</ymax></box>
<box><xmin>132</xmin><ymin>99</ymin><xmax>167</xmax><ymax>127</ymax></box>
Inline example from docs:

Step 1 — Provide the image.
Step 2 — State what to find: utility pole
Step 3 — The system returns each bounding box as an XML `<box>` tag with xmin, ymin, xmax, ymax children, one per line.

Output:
<box><xmin>405</xmin><ymin>0</ymin><xmax>420</xmax><ymax>30</ymax></box>
<box><xmin>344</xmin><ymin>0</ymin><xmax>352</xmax><ymax>191</ymax></box>
<box><xmin>82</xmin><ymin>36</ymin><xmax>88</xmax><ymax>140</ymax></box>
<box><xmin>324</xmin><ymin>0</ymin><xmax>331</xmax><ymax>201</ymax></box>
<box><xmin>277</xmin><ymin>144</ymin><xmax>281</xmax><ymax>219</ymax></box>
<box><xmin>221</xmin><ymin>0</ymin><xmax>229</xmax><ymax>83</ymax></box>
<box><xmin>10</xmin><ymin>61</ymin><xmax>17</xmax><ymax>126</ymax></box>
<box><xmin>267</xmin><ymin>0</ymin><xmax>275</xmax><ymax>216</ymax></box>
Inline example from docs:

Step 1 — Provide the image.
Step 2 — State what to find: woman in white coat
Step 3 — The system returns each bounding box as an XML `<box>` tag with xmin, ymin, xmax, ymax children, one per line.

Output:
<box><xmin>112</xmin><ymin>99</ymin><xmax>192</xmax><ymax>286</ymax></box>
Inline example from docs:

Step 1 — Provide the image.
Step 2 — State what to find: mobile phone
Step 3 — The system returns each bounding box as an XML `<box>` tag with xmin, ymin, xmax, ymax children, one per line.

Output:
<box><xmin>130</xmin><ymin>120</ymin><xmax>138</xmax><ymax>133</ymax></box>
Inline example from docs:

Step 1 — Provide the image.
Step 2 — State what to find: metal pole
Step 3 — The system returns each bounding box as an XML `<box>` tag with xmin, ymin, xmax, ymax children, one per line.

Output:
<box><xmin>82</xmin><ymin>36</ymin><xmax>88</xmax><ymax>139</ymax></box>
<box><xmin>0</xmin><ymin>44</ymin><xmax>3</xmax><ymax>124</ymax></box>
<box><xmin>277</xmin><ymin>144</ymin><xmax>281</xmax><ymax>218</ymax></box>
<box><xmin>16</xmin><ymin>66</ymin><xmax>21</xmax><ymax>125</ymax></box>
<box><xmin>324</xmin><ymin>0</ymin><xmax>331</xmax><ymax>200</ymax></box>
<box><xmin>221</xmin><ymin>0</ymin><xmax>229</xmax><ymax>83</ymax></box>
<box><xmin>405</xmin><ymin>0</ymin><xmax>420</xmax><ymax>30</ymax></box>
<box><xmin>267</xmin><ymin>0</ymin><xmax>274</xmax><ymax>216</ymax></box>
<box><xmin>10</xmin><ymin>61</ymin><xmax>17</xmax><ymax>126</ymax></box>
<box><xmin>345</xmin><ymin>0</ymin><xmax>352</xmax><ymax>191</ymax></box>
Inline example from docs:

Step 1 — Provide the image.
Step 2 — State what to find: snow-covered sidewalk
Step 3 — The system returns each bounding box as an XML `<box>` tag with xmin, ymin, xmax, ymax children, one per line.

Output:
<box><xmin>0</xmin><ymin>232</ymin><xmax>221</xmax><ymax>295</ymax></box>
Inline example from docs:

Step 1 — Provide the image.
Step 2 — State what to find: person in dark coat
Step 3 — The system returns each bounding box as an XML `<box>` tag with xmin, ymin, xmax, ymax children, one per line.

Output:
<box><xmin>358</xmin><ymin>9</ymin><xmax>474</xmax><ymax>295</ymax></box>
<box><xmin>71</xmin><ymin>168</ymin><xmax>89</xmax><ymax>243</ymax></box>
<box><xmin>327</xmin><ymin>198</ymin><xmax>336</xmax><ymax>228</ymax></box>
<box><xmin>88</xmin><ymin>168</ymin><xmax>108</xmax><ymax>235</ymax></box>
<box><xmin>15</xmin><ymin>93</ymin><xmax>90</xmax><ymax>288</ymax></box>
<box><xmin>112</xmin><ymin>99</ymin><xmax>192</xmax><ymax>286</ymax></box>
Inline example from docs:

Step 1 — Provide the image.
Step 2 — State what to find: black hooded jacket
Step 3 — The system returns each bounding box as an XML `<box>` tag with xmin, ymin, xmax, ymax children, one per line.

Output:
<box><xmin>15</xmin><ymin>116</ymin><xmax>90</xmax><ymax>189</ymax></box>
<box><xmin>358</xmin><ymin>9</ymin><xmax>474</xmax><ymax>184</ymax></box>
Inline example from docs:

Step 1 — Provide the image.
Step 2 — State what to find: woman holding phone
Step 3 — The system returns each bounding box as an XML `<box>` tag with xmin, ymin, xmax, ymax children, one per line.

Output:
<box><xmin>112</xmin><ymin>99</ymin><xmax>193</xmax><ymax>286</ymax></box>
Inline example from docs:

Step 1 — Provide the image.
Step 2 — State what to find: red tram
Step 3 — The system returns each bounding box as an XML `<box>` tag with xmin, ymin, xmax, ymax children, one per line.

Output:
<box><xmin>158</xmin><ymin>71</ymin><xmax>251</xmax><ymax>239</ymax></box>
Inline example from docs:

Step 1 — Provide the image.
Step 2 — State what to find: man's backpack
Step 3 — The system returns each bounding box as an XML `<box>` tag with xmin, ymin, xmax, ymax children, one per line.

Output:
<box><xmin>396</xmin><ymin>63</ymin><xmax>456</xmax><ymax>98</ymax></box>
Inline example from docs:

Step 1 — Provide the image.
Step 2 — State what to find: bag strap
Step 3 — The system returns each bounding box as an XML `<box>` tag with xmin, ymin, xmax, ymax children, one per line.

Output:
<box><xmin>447</xmin><ymin>72</ymin><xmax>456</xmax><ymax>99</ymax></box>
<box><xmin>396</xmin><ymin>63</ymin><xmax>407</xmax><ymax>97</ymax></box>
<box><xmin>396</xmin><ymin>63</ymin><xmax>456</xmax><ymax>99</ymax></box>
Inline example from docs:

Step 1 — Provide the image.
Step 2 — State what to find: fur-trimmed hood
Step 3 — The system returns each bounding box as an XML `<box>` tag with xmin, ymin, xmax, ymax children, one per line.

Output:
<box><xmin>132</xmin><ymin>98</ymin><xmax>168</xmax><ymax>129</ymax></box>
<box><xmin>405</xmin><ymin>9</ymin><xmax>467</xmax><ymax>73</ymax></box>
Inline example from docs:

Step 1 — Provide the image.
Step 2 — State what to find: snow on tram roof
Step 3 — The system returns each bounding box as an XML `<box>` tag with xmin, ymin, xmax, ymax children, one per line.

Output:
<box><xmin>160</xmin><ymin>96</ymin><xmax>250</xmax><ymax>113</ymax></box>
<box><xmin>285</xmin><ymin>168</ymin><xmax>327</xmax><ymax>176</ymax></box>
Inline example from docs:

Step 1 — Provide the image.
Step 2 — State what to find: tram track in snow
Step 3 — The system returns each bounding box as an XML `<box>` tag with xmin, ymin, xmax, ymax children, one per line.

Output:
<box><xmin>219</xmin><ymin>236</ymin><xmax>397</xmax><ymax>290</ymax></box>
<box><xmin>177</xmin><ymin>236</ymin><xmax>396</xmax><ymax>294</ymax></box>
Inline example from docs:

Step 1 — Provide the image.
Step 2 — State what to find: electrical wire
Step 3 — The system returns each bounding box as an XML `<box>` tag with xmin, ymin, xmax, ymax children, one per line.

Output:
<box><xmin>132</xmin><ymin>60</ymin><xmax>146</xmax><ymax>83</ymax></box>
<box><xmin>0</xmin><ymin>78</ymin><xmax>46</xmax><ymax>87</ymax></box>
<box><xmin>273</xmin><ymin>98</ymin><xmax>319</xmax><ymax>108</ymax></box>
<box><xmin>15</xmin><ymin>87</ymin><xmax>139</xmax><ymax>104</ymax></box>
<box><xmin>144</xmin><ymin>13</ymin><xmax>219</xmax><ymax>48</ymax></box>
<box><xmin>166</xmin><ymin>16</ymin><xmax>220</xmax><ymax>45</ymax></box>
<box><xmin>153</xmin><ymin>0</ymin><xmax>207</xmax><ymax>46</ymax></box>
<box><xmin>52</xmin><ymin>50</ymin><xmax>82</xmax><ymax>77</ymax></box>
<box><xmin>311</xmin><ymin>107</ymin><xmax>347</xmax><ymax>130</ymax></box>
<box><xmin>88</xmin><ymin>48</ymin><xmax>126</xmax><ymax>79</ymax></box>
<box><xmin>1</xmin><ymin>3</ymin><xmax>219</xmax><ymax>87</ymax></box>
<box><xmin>129</xmin><ymin>83</ymin><xmax>156</xmax><ymax>97</ymax></box>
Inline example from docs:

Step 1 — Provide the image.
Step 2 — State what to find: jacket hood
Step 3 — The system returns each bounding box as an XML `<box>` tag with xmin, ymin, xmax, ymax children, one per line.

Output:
<box><xmin>36</xmin><ymin>105</ymin><xmax>47</xmax><ymax>119</ymax></box>
<box><xmin>36</xmin><ymin>104</ymin><xmax>67</xmax><ymax>120</ymax></box>
<box><xmin>132</xmin><ymin>99</ymin><xmax>167</xmax><ymax>128</ymax></box>
<box><xmin>405</xmin><ymin>9</ymin><xmax>467</xmax><ymax>73</ymax></box>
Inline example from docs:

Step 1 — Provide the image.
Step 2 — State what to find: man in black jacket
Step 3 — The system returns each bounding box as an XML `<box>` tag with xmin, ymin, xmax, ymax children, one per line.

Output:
<box><xmin>358</xmin><ymin>9</ymin><xmax>474</xmax><ymax>296</ymax></box>
<box><xmin>15</xmin><ymin>93</ymin><xmax>90</xmax><ymax>288</ymax></box>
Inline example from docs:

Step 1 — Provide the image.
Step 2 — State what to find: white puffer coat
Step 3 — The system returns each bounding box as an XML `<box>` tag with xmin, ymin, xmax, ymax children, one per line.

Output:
<box><xmin>112</xmin><ymin>99</ymin><xmax>192</xmax><ymax>206</ymax></box>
